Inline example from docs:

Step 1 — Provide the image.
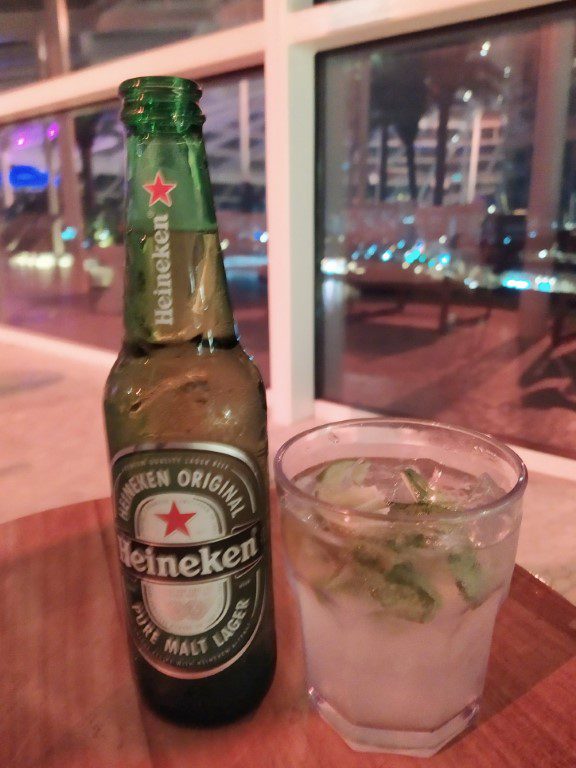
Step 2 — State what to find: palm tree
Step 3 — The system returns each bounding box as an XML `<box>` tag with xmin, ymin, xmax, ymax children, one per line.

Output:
<box><xmin>369</xmin><ymin>53</ymin><xmax>428</xmax><ymax>201</ymax></box>
<box><xmin>424</xmin><ymin>44</ymin><xmax>503</xmax><ymax>206</ymax></box>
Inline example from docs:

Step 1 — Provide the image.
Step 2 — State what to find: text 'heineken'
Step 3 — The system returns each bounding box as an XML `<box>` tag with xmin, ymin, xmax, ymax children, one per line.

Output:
<box><xmin>103</xmin><ymin>76</ymin><xmax>276</xmax><ymax>725</ymax></box>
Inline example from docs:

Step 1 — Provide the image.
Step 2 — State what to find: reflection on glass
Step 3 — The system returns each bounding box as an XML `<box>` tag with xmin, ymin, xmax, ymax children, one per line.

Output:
<box><xmin>67</xmin><ymin>0</ymin><xmax>263</xmax><ymax>70</ymax></box>
<box><xmin>0</xmin><ymin>72</ymin><xmax>269</xmax><ymax>382</ymax></box>
<box><xmin>0</xmin><ymin>2</ymin><xmax>262</xmax><ymax>87</ymax></box>
<box><xmin>316</xmin><ymin>7</ymin><xmax>576</xmax><ymax>455</ymax></box>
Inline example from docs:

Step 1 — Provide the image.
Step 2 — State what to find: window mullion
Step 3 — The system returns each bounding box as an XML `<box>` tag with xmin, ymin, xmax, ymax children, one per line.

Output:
<box><xmin>264</xmin><ymin>0</ymin><xmax>316</xmax><ymax>424</ymax></box>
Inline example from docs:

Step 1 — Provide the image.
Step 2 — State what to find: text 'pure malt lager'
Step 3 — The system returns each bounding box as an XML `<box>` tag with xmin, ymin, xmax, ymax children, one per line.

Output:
<box><xmin>103</xmin><ymin>76</ymin><xmax>276</xmax><ymax>725</ymax></box>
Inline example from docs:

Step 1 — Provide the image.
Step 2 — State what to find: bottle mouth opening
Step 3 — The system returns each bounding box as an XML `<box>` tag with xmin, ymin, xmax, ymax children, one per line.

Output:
<box><xmin>119</xmin><ymin>76</ymin><xmax>205</xmax><ymax>130</ymax></box>
<box><xmin>120</xmin><ymin>76</ymin><xmax>202</xmax><ymax>99</ymax></box>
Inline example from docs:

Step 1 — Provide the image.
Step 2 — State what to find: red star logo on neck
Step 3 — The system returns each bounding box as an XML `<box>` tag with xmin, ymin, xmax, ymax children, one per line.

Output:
<box><xmin>156</xmin><ymin>502</ymin><xmax>195</xmax><ymax>537</ymax></box>
<box><xmin>143</xmin><ymin>171</ymin><xmax>177</xmax><ymax>207</ymax></box>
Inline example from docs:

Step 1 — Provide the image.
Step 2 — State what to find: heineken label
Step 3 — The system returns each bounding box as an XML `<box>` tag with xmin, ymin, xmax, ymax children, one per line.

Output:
<box><xmin>112</xmin><ymin>443</ymin><xmax>267</xmax><ymax>678</ymax></box>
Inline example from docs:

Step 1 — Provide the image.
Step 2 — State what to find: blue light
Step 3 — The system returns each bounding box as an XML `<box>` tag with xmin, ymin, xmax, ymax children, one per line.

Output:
<box><xmin>351</xmin><ymin>250</ymin><xmax>360</xmax><ymax>261</ymax></box>
<box><xmin>404</xmin><ymin>248</ymin><xmax>421</xmax><ymax>264</ymax></box>
<box><xmin>61</xmin><ymin>226</ymin><xmax>77</xmax><ymax>241</ymax></box>
<box><xmin>366</xmin><ymin>244</ymin><xmax>378</xmax><ymax>258</ymax></box>
<box><xmin>253</xmin><ymin>229</ymin><xmax>264</xmax><ymax>242</ymax></box>
<box><xmin>502</xmin><ymin>273</ymin><xmax>530</xmax><ymax>290</ymax></box>
<box><xmin>503</xmin><ymin>236</ymin><xmax>512</xmax><ymax>245</ymax></box>
<box><xmin>9</xmin><ymin>165</ymin><xmax>49</xmax><ymax>190</ymax></box>
<box><xmin>381</xmin><ymin>248</ymin><xmax>394</xmax><ymax>262</ymax></box>
<box><xmin>536</xmin><ymin>280</ymin><xmax>553</xmax><ymax>293</ymax></box>
<box><xmin>397</xmin><ymin>239</ymin><xmax>406</xmax><ymax>249</ymax></box>
<box><xmin>439</xmin><ymin>253</ymin><xmax>451</xmax><ymax>265</ymax></box>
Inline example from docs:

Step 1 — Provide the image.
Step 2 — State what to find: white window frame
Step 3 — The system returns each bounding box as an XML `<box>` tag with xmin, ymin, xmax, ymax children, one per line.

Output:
<box><xmin>0</xmin><ymin>0</ymin><xmax>568</xmax><ymax>425</ymax></box>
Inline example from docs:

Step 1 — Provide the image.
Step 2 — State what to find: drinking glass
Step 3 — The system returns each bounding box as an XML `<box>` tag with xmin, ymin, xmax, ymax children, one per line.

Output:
<box><xmin>274</xmin><ymin>418</ymin><xmax>527</xmax><ymax>756</ymax></box>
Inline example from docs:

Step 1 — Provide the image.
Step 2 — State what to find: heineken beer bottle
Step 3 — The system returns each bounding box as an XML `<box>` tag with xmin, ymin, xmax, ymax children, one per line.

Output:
<box><xmin>104</xmin><ymin>76</ymin><xmax>276</xmax><ymax>724</ymax></box>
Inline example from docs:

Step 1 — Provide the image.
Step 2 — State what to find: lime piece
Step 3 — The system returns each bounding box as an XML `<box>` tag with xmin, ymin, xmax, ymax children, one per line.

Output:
<box><xmin>282</xmin><ymin>513</ymin><xmax>344</xmax><ymax>588</ymax></box>
<box><xmin>448</xmin><ymin>549</ymin><xmax>487</xmax><ymax>605</ymax></box>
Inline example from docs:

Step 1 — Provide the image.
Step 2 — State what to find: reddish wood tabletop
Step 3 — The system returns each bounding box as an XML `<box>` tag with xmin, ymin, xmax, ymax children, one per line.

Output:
<box><xmin>1</xmin><ymin>496</ymin><xmax>576</xmax><ymax>768</ymax></box>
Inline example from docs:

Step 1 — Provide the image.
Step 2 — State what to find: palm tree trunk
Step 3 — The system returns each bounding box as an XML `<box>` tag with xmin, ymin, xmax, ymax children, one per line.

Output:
<box><xmin>81</xmin><ymin>145</ymin><xmax>94</xmax><ymax>219</ymax></box>
<box><xmin>434</xmin><ymin>99</ymin><xmax>451</xmax><ymax>206</ymax></box>
<box><xmin>406</xmin><ymin>141</ymin><xmax>417</xmax><ymax>201</ymax></box>
<box><xmin>379</xmin><ymin>123</ymin><xmax>389</xmax><ymax>201</ymax></box>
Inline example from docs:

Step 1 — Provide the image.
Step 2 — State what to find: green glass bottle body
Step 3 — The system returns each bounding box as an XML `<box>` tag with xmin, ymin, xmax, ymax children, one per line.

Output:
<box><xmin>103</xmin><ymin>77</ymin><xmax>276</xmax><ymax>725</ymax></box>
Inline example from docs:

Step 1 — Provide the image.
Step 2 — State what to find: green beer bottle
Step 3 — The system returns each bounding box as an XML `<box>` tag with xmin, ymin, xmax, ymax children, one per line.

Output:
<box><xmin>104</xmin><ymin>76</ymin><xmax>276</xmax><ymax>725</ymax></box>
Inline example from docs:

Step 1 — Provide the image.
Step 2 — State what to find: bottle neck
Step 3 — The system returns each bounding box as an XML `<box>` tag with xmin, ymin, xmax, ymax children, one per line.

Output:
<box><xmin>123</xmin><ymin>128</ymin><xmax>236</xmax><ymax>346</ymax></box>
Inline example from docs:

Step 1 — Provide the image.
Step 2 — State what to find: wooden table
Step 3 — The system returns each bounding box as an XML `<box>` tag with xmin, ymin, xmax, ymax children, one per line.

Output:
<box><xmin>2</xmin><ymin>497</ymin><xmax>576</xmax><ymax>767</ymax></box>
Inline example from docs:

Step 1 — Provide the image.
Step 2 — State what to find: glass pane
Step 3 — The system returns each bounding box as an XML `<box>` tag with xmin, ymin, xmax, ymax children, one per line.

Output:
<box><xmin>0</xmin><ymin>0</ymin><xmax>42</xmax><ymax>90</ymax></box>
<box><xmin>68</xmin><ymin>0</ymin><xmax>263</xmax><ymax>70</ymax></box>
<box><xmin>316</xmin><ymin>7</ymin><xmax>576</xmax><ymax>456</ymax></box>
<box><xmin>0</xmin><ymin>70</ymin><xmax>269</xmax><ymax>383</ymax></box>
<box><xmin>0</xmin><ymin>2</ymin><xmax>262</xmax><ymax>87</ymax></box>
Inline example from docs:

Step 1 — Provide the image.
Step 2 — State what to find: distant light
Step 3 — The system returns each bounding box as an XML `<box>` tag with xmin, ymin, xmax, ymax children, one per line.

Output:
<box><xmin>529</xmin><ymin>230</ymin><xmax>537</xmax><ymax>239</ymax></box>
<box><xmin>36</xmin><ymin>253</ymin><xmax>56</xmax><ymax>270</ymax></box>
<box><xmin>487</xmin><ymin>204</ymin><xmax>496</xmax><ymax>214</ymax></box>
<box><xmin>95</xmin><ymin>228</ymin><xmax>111</xmax><ymax>242</ymax></box>
<box><xmin>220</xmin><ymin>238</ymin><xmax>230</xmax><ymax>250</ymax></box>
<box><xmin>467</xmin><ymin>279</ymin><xmax>479</xmax><ymax>290</ymax></box>
<box><xmin>503</xmin><ymin>236</ymin><xmax>512</xmax><ymax>245</ymax></box>
<box><xmin>451</xmin><ymin>134</ymin><xmax>460</xmax><ymax>143</ymax></box>
<box><xmin>402</xmin><ymin>262</ymin><xmax>410</xmax><ymax>270</ymax></box>
<box><xmin>504</xmin><ymin>66</ymin><xmax>512</xmax><ymax>78</ymax></box>
<box><xmin>480</xmin><ymin>50</ymin><xmax>488</xmax><ymax>57</ymax></box>
<box><xmin>58</xmin><ymin>254</ymin><xmax>74</xmax><ymax>268</ymax></box>
<box><xmin>538</xmin><ymin>250</ymin><xmax>548</xmax><ymax>259</ymax></box>
<box><xmin>535</xmin><ymin>277</ymin><xmax>555</xmax><ymax>292</ymax></box>
<box><xmin>61</xmin><ymin>226</ymin><xmax>77</xmax><ymax>241</ymax></box>
<box><xmin>463</xmin><ymin>90</ymin><xmax>473</xmax><ymax>102</ymax></box>
<box><xmin>435</xmin><ymin>263</ymin><xmax>443</xmax><ymax>271</ymax></box>
<box><xmin>337</xmin><ymin>235</ymin><xmax>345</xmax><ymax>243</ymax></box>
<box><xmin>366</xmin><ymin>244</ymin><xmax>378</xmax><ymax>257</ymax></box>
<box><xmin>482</xmin><ymin>41</ymin><xmax>491</xmax><ymax>51</ymax></box>
<box><xmin>47</xmin><ymin>122</ymin><xmax>59</xmax><ymax>141</ymax></box>
<box><xmin>351</xmin><ymin>250</ymin><xmax>360</xmax><ymax>261</ymax></box>
<box><xmin>9</xmin><ymin>165</ymin><xmax>50</xmax><ymax>190</ymax></box>
<box><xmin>320</xmin><ymin>257</ymin><xmax>347</xmax><ymax>276</ymax></box>
<box><xmin>452</xmin><ymin>172</ymin><xmax>463</xmax><ymax>182</ymax></box>
<box><xmin>368</xmin><ymin>172</ymin><xmax>379</xmax><ymax>185</ymax></box>
<box><xmin>259</xmin><ymin>231</ymin><xmax>269</xmax><ymax>244</ymax></box>
<box><xmin>404</xmin><ymin>247</ymin><xmax>422</xmax><ymax>264</ymax></box>
<box><xmin>397</xmin><ymin>239</ymin><xmax>406</xmax><ymax>249</ymax></box>
<box><xmin>439</xmin><ymin>253</ymin><xmax>451</xmax><ymax>265</ymax></box>
<box><xmin>414</xmin><ymin>265</ymin><xmax>423</xmax><ymax>274</ymax></box>
<box><xmin>439</xmin><ymin>235</ymin><xmax>448</xmax><ymax>244</ymax></box>
<box><xmin>502</xmin><ymin>272</ymin><xmax>531</xmax><ymax>290</ymax></box>
<box><xmin>402</xmin><ymin>215</ymin><xmax>415</xmax><ymax>225</ymax></box>
<box><xmin>16</xmin><ymin>136</ymin><xmax>25</xmax><ymax>147</ymax></box>
<box><xmin>381</xmin><ymin>249</ymin><xmax>394</xmax><ymax>262</ymax></box>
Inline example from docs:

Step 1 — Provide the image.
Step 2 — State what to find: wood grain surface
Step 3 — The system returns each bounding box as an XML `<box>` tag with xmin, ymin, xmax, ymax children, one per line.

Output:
<box><xmin>1</xmin><ymin>496</ymin><xmax>575</xmax><ymax>768</ymax></box>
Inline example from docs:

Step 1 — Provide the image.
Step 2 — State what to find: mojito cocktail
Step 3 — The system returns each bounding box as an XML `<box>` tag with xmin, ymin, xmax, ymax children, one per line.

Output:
<box><xmin>274</xmin><ymin>419</ymin><xmax>526</xmax><ymax>756</ymax></box>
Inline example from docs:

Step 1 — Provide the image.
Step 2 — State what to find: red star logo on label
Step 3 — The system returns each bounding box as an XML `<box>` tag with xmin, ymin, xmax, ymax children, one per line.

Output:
<box><xmin>143</xmin><ymin>171</ymin><xmax>177</xmax><ymax>207</ymax></box>
<box><xmin>156</xmin><ymin>502</ymin><xmax>195</xmax><ymax>537</ymax></box>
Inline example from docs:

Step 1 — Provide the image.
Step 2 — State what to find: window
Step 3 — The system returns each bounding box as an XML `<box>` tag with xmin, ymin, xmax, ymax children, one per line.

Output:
<box><xmin>316</xmin><ymin>5</ymin><xmax>576</xmax><ymax>455</ymax></box>
<box><xmin>0</xmin><ymin>70</ymin><xmax>269</xmax><ymax>381</ymax></box>
<box><xmin>67</xmin><ymin>0</ymin><xmax>262</xmax><ymax>70</ymax></box>
<box><xmin>0</xmin><ymin>1</ymin><xmax>263</xmax><ymax>84</ymax></box>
